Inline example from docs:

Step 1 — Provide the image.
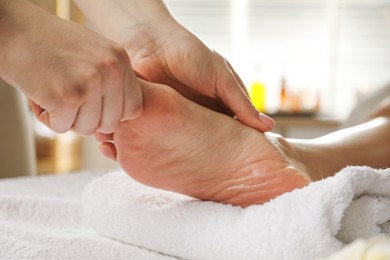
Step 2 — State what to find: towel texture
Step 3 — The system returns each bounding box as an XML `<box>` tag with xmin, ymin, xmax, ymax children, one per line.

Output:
<box><xmin>82</xmin><ymin>166</ymin><xmax>390</xmax><ymax>260</ymax></box>
<box><xmin>0</xmin><ymin>171</ymin><xmax>175</xmax><ymax>260</ymax></box>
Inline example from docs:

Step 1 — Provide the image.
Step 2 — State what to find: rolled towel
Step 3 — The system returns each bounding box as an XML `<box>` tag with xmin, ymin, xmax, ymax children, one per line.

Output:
<box><xmin>320</xmin><ymin>234</ymin><xmax>390</xmax><ymax>260</ymax></box>
<box><xmin>82</xmin><ymin>166</ymin><xmax>390</xmax><ymax>260</ymax></box>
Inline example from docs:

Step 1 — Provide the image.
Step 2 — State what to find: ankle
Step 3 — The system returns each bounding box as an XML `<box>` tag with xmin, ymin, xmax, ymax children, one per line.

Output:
<box><xmin>266</xmin><ymin>133</ymin><xmax>311</xmax><ymax>180</ymax></box>
<box><xmin>286</xmin><ymin>138</ymin><xmax>332</xmax><ymax>181</ymax></box>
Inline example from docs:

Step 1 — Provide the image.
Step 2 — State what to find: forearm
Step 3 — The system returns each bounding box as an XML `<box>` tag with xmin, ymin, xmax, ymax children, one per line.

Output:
<box><xmin>288</xmin><ymin>116</ymin><xmax>390</xmax><ymax>181</ymax></box>
<box><xmin>0</xmin><ymin>0</ymin><xmax>24</xmax><ymax>76</ymax></box>
<box><xmin>73</xmin><ymin>0</ymin><xmax>179</xmax><ymax>44</ymax></box>
<box><xmin>0</xmin><ymin>0</ymin><xmax>47</xmax><ymax>83</ymax></box>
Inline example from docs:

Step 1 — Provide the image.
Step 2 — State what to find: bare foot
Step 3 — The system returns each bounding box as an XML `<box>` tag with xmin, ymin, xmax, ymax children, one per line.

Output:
<box><xmin>104</xmin><ymin>80</ymin><xmax>310</xmax><ymax>207</ymax></box>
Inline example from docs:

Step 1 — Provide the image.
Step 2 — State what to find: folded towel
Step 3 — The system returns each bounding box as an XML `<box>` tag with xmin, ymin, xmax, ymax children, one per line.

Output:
<box><xmin>82</xmin><ymin>166</ymin><xmax>390</xmax><ymax>260</ymax></box>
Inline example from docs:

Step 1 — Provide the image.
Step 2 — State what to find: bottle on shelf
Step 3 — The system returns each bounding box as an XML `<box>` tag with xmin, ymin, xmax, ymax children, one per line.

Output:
<box><xmin>280</xmin><ymin>77</ymin><xmax>288</xmax><ymax>112</ymax></box>
<box><xmin>249</xmin><ymin>81</ymin><xmax>266</xmax><ymax>113</ymax></box>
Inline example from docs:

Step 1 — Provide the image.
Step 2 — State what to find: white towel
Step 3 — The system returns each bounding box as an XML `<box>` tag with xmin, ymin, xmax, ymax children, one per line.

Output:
<box><xmin>0</xmin><ymin>171</ymin><xmax>175</xmax><ymax>260</ymax></box>
<box><xmin>82</xmin><ymin>166</ymin><xmax>390</xmax><ymax>260</ymax></box>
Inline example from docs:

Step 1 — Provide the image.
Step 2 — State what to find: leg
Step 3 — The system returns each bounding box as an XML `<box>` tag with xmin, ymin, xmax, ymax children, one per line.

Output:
<box><xmin>109</xmin><ymin>80</ymin><xmax>309</xmax><ymax>207</ymax></box>
<box><xmin>288</xmin><ymin>98</ymin><xmax>390</xmax><ymax>181</ymax></box>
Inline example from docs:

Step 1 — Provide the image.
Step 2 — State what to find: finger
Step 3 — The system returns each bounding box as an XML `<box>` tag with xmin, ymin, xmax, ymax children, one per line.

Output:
<box><xmin>29</xmin><ymin>99</ymin><xmax>44</xmax><ymax>118</ymax></box>
<box><xmin>72</xmin><ymin>98</ymin><xmax>102</xmax><ymax>136</ymax></box>
<box><xmin>98</xmin><ymin>87</ymin><xmax>122</xmax><ymax>134</ymax></box>
<box><xmin>99</xmin><ymin>142</ymin><xmax>117</xmax><ymax>161</ymax></box>
<box><xmin>30</xmin><ymin>99</ymin><xmax>78</xmax><ymax>133</ymax></box>
<box><xmin>227</xmin><ymin>63</ymin><xmax>274</xmax><ymax>130</ymax></box>
<box><xmin>216</xmin><ymin>66</ymin><xmax>275</xmax><ymax>132</ymax></box>
<box><xmin>29</xmin><ymin>100</ymin><xmax>50</xmax><ymax>128</ymax></box>
<box><xmin>134</xmin><ymin>70</ymin><xmax>148</xmax><ymax>81</ymax></box>
<box><xmin>94</xmin><ymin>132</ymin><xmax>113</xmax><ymax>143</ymax></box>
<box><xmin>121</xmin><ymin>69</ymin><xmax>143</xmax><ymax>121</ymax></box>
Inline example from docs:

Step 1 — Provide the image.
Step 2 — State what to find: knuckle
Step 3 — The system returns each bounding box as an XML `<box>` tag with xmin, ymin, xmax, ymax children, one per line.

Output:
<box><xmin>58</xmin><ymin>69</ymin><xmax>102</xmax><ymax>107</ymax></box>
<box><xmin>54</xmin><ymin>75</ymin><xmax>92</xmax><ymax>102</ymax></box>
<box><xmin>110</xmin><ymin>43</ymin><xmax>129</xmax><ymax>62</ymax></box>
<box><xmin>59</xmin><ymin>83</ymin><xmax>87</xmax><ymax>107</ymax></box>
<box><xmin>100</xmin><ymin>55</ymin><xmax>124</xmax><ymax>83</ymax></box>
<box><xmin>108</xmin><ymin>42</ymin><xmax>128</xmax><ymax>63</ymax></box>
<box><xmin>101</xmin><ymin>54</ymin><xmax>121</xmax><ymax>71</ymax></box>
<box><xmin>81</xmin><ymin>67</ymin><xmax>102</xmax><ymax>90</ymax></box>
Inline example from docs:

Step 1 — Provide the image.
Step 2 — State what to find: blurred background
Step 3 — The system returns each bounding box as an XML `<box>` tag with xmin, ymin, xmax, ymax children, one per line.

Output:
<box><xmin>165</xmin><ymin>0</ymin><xmax>390</xmax><ymax>116</ymax></box>
<box><xmin>2</xmin><ymin>0</ymin><xmax>389</xmax><ymax>176</ymax></box>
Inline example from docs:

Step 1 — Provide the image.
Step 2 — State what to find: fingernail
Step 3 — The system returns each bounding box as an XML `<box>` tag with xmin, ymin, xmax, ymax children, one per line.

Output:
<box><xmin>259</xmin><ymin>113</ymin><xmax>275</xmax><ymax>129</ymax></box>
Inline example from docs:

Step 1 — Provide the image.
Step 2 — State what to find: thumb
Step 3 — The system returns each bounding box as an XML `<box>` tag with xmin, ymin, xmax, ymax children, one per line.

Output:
<box><xmin>216</xmin><ymin>65</ymin><xmax>275</xmax><ymax>132</ymax></box>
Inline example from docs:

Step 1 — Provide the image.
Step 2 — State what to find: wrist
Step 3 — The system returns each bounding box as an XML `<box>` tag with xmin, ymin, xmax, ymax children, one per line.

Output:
<box><xmin>119</xmin><ymin>19</ymin><xmax>182</xmax><ymax>59</ymax></box>
<box><xmin>75</xmin><ymin>0</ymin><xmax>181</xmax><ymax>49</ymax></box>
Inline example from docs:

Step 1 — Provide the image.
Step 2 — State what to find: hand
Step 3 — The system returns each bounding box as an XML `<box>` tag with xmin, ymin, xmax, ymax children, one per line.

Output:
<box><xmin>0</xmin><ymin>1</ymin><xmax>142</xmax><ymax>135</ymax></box>
<box><xmin>121</xmin><ymin>23</ymin><xmax>275</xmax><ymax>132</ymax></box>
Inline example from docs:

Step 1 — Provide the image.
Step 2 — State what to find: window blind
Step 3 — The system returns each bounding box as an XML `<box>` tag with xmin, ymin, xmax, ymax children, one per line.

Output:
<box><xmin>164</xmin><ymin>0</ymin><xmax>390</xmax><ymax>117</ymax></box>
<box><xmin>165</xmin><ymin>0</ymin><xmax>231</xmax><ymax>56</ymax></box>
<box><xmin>336</xmin><ymin>0</ymin><xmax>390</xmax><ymax>113</ymax></box>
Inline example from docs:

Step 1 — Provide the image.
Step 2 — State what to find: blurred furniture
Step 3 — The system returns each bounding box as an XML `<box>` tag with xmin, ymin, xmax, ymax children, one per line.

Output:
<box><xmin>272</xmin><ymin>83</ymin><xmax>390</xmax><ymax>138</ymax></box>
<box><xmin>0</xmin><ymin>79</ymin><xmax>36</xmax><ymax>178</ymax></box>
<box><xmin>272</xmin><ymin>114</ymin><xmax>341</xmax><ymax>139</ymax></box>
